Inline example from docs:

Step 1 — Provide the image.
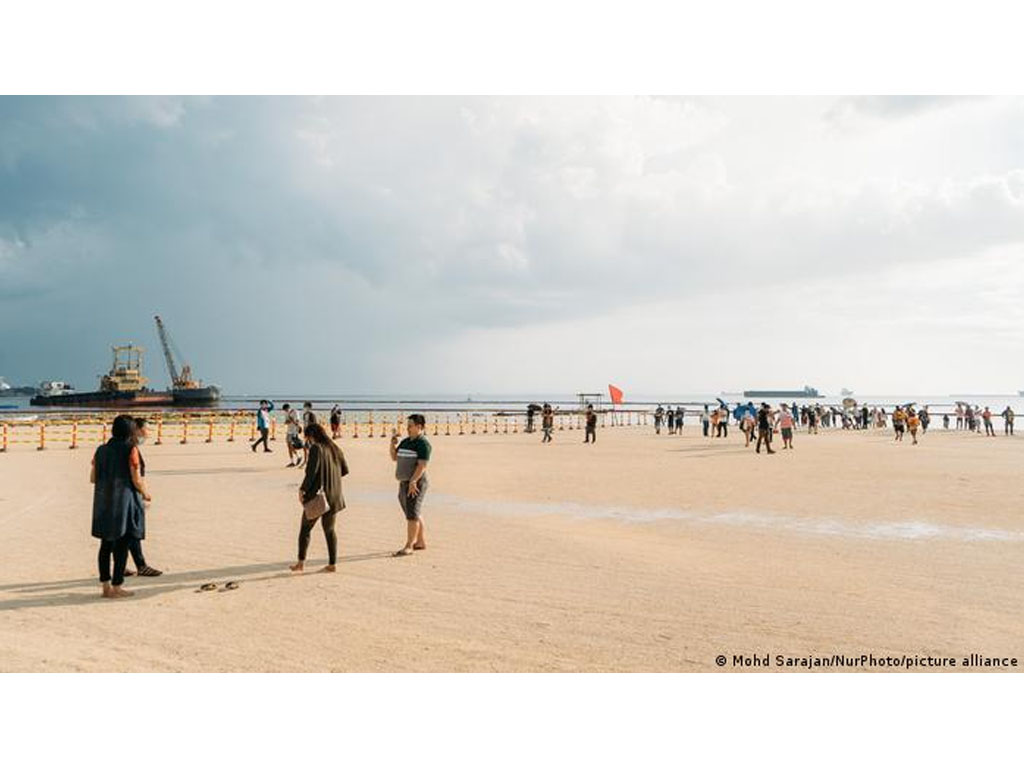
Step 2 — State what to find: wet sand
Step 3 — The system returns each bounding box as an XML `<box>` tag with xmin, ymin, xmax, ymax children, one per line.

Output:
<box><xmin>0</xmin><ymin>424</ymin><xmax>1021</xmax><ymax>671</ymax></box>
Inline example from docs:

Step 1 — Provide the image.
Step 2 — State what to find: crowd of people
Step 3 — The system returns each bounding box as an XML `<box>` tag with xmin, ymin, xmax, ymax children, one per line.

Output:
<box><xmin>90</xmin><ymin>407</ymin><xmax>434</xmax><ymax>598</ymax></box>
<box><xmin>649</xmin><ymin>400</ymin><xmax>1018</xmax><ymax>451</ymax></box>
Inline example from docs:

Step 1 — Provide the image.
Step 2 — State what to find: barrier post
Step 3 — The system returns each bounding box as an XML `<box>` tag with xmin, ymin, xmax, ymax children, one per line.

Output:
<box><xmin>446</xmin><ymin>415</ymin><xmax>451</xmax><ymax>435</ymax></box>
<box><xmin>37</xmin><ymin>423</ymin><xmax>46</xmax><ymax>451</ymax></box>
<box><xmin>471</xmin><ymin>416</ymin><xmax>477</xmax><ymax>435</ymax></box>
<box><xmin>353</xmin><ymin>418</ymin><xmax>359</xmax><ymax>438</ymax></box>
<box><xmin>206</xmin><ymin>418</ymin><xmax>214</xmax><ymax>443</ymax></box>
<box><xmin>155</xmin><ymin>417</ymin><xmax>163</xmax><ymax>445</ymax></box>
<box><xmin>1</xmin><ymin>422</ymin><xmax>7</xmax><ymax>452</ymax></box>
<box><xmin>482</xmin><ymin>416</ymin><xmax>488</xmax><ymax>434</ymax></box>
<box><xmin>70</xmin><ymin>421</ymin><xmax>78</xmax><ymax>450</ymax></box>
<box><xmin>249</xmin><ymin>419</ymin><xmax>256</xmax><ymax>441</ymax></box>
<box><xmin>433</xmin><ymin>420</ymin><xmax>439</xmax><ymax>436</ymax></box>
<box><xmin>102</xmin><ymin>423</ymin><xmax>108</xmax><ymax>442</ymax></box>
<box><xmin>368</xmin><ymin>412</ymin><xmax>374</xmax><ymax>438</ymax></box>
<box><xmin>228</xmin><ymin>417</ymin><xmax>236</xmax><ymax>442</ymax></box>
<box><xmin>513</xmin><ymin>417</ymin><xmax>518</xmax><ymax>434</ymax></box>
<box><xmin>181</xmin><ymin>418</ymin><xmax>189</xmax><ymax>445</ymax></box>
<box><xmin>270</xmin><ymin>420</ymin><xmax>276</xmax><ymax>441</ymax></box>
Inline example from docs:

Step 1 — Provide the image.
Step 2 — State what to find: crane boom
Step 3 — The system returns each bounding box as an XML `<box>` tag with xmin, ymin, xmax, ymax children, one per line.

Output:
<box><xmin>154</xmin><ymin>315</ymin><xmax>180</xmax><ymax>386</ymax></box>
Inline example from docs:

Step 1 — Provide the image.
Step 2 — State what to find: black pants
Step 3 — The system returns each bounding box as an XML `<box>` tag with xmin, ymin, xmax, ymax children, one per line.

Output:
<box><xmin>756</xmin><ymin>428</ymin><xmax>773</xmax><ymax>453</ymax></box>
<box><xmin>585</xmin><ymin>427</ymin><xmax>596</xmax><ymax>443</ymax></box>
<box><xmin>717</xmin><ymin>422</ymin><xmax>728</xmax><ymax>437</ymax></box>
<box><xmin>128</xmin><ymin>538</ymin><xmax>146</xmax><ymax>568</ymax></box>
<box><xmin>702</xmin><ymin>421</ymin><xmax>709</xmax><ymax>436</ymax></box>
<box><xmin>985</xmin><ymin>422</ymin><xmax>995</xmax><ymax>436</ymax></box>
<box><xmin>252</xmin><ymin>427</ymin><xmax>270</xmax><ymax>451</ymax></box>
<box><xmin>98</xmin><ymin>535</ymin><xmax>130</xmax><ymax>585</ymax></box>
<box><xmin>298</xmin><ymin>510</ymin><xmax>338</xmax><ymax>565</ymax></box>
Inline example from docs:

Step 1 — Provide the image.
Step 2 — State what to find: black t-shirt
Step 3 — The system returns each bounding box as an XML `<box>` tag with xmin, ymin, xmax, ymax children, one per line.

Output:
<box><xmin>758</xmin><ymin>410</ymin><xmax>771</xmax><ymax>430</ymax></box>
<box><xmin>586</xmin><ymin>412</ymin><xmax>597</xmax><ymax>429</ymax></box>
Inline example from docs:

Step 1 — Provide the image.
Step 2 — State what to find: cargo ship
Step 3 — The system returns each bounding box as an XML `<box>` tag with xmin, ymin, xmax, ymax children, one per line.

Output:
<box><xmin>743</xmin><ymin>385</ymin><xmax>822</xmax><ymax>398</ymax></box>
<box><xmin>30</xmin><ymin>344</ymin><xmax>174</xmax><ymax>407</ymax></box>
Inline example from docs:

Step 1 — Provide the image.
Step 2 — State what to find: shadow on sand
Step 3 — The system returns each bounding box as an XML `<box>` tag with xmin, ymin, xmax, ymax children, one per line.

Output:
<box><xmin>0</xmin><ymin>551</ymin><xmax>395</xmax><ymax>611</ymax></box>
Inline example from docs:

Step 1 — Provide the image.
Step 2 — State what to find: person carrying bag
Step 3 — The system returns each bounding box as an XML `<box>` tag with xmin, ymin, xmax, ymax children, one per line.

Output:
<box><xmin>290</xmin><ymin>422</ymin><xmax>349</xmax><ymax>573</ymax></box>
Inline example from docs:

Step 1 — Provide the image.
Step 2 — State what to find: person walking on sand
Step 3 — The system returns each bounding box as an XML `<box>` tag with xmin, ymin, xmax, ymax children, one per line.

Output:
<box><xmin>755</xmin><ymin>403</ymin><xmax>775</xmax><ymax>454</ymax></box>
<box><xmin>667</xmin><ymin>406</ymin><xmax>676</xmax><ymax>435</ymax></box>
<box><xmin>920</xmin><ymin>407</ymin><xmax>930</xmax><ymax>433</ymax></box>
<box><xmin>654</xmin><ymin>405</ymin><xmax>664</xmax><ymax>435</ymax></box>
<box><xmin>90</xmin><ymin>415</ymin><xmax>150</xmax><ymax>599</ymax></box>
<box><xmin>290</xmin><ymin>422</ymin><xmax>349</xmax><ymax>573</ymax></box>
<box><xmin>329</xmin><ymin>404</ymin><xmax>342</xmax><ymax>439</ymax></box>
<box><xmin>777</xmin><ymin>404</ymin><xmax>795</xmax><ymax>450</ymax></box>
<box><xmin>701</xmin><ymin>406</ymin><xmax>710</xmax><ymax>437</ymax></box>
<box><xmin>955</xmin><ymin>403</ymin><xmax>965</xmax><ymax>430</ymax></box>
<box><xmin>391</xmin><ymin>414</ymin><xmax>432</xmax><ymax>557</ymax></box>
<box><xmin>1001</xmin><ymin>406</ymin><xmax>1014</xmax><ymax>436</ymax></box>
<box><xmin>892</xmin><ymin>406</ymin><xmax>906</xmax><ymax>442</ymax></box>
<box><xmin>301</xmin><ymin>402</ymin><xmax>317</xmax><ymax>464</ymax></box>
<box><xmin>251</xmin><ymin>399</ymin><xmax>274</xmax><ymax>453</ymax></box>
<box><xmin>541</xmin><ymin>403</ymin><xmax>554</xmax><ymax>443</ymax></box>
<box><xmin>675</xmin><ymin>405</ymin><xmax>685</xmax><ymax>433</ymax></box>
<box><xmin>584</xmin><ymin>404</ymin><xmax>598</xmax><ymax>443</ymax></box>
<box><xmin>283</xmin><ymin>404</ymin><xmax>303</xmax><ymax>467</ymax></box>
<box><xmin>123</xmin><ymin>418</ymin><xmax>162</xmax><ymax>578</ymax></box>
<box><xmin>741</xmin><ymin>409</ymin><xmax>755</xmax><ymax>447</ymax></box>
<box><xmin>907</xmin><ymin>408</ymin><xmax>921</xmax><ymax>445</ymax></box>
<box><xmin>982</xmin><ymin>407</ymin><xmax>995</xmax><ymax>436</ymax></box>
<box><xmin>943</xmin><ymin>413</ymin><xmax>950</xmax><ymax>430</ymax></box>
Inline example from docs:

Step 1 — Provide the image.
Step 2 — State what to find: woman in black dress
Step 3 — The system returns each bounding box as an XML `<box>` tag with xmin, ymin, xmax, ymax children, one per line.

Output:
<box><xmin>90</xmin><ymin>414</ymin><xmax>150</xmax><ymax>598</ymax></box>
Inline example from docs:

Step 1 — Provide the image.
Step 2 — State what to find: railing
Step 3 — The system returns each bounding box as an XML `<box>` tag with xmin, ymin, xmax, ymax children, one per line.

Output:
<box><xmin>0</xmin><ymin>408</ymin><xmax>650</xmax><ymax>452</ymax></box>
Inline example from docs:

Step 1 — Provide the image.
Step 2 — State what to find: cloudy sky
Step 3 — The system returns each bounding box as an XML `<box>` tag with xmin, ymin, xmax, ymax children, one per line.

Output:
<box><xmin>1</xmin><ymin>96</ymin><xmax>1022</xmax><ymax>397</ymax></box>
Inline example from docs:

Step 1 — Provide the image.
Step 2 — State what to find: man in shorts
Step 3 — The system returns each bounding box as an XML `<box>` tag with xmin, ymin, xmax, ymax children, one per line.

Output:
<box><xmin>892</xmin><ymin>406</ymin><xmax>906</xmax><ymax>442</ymax></box>
<box><xmin>777</xmin><ymin>404</ymin><xmax>795</xmax><ymax>449</ymax></box>
<box><xmin>390</xmin><ymin>413</ymin><xmax>431</xmax><ymax>556</ymax></box>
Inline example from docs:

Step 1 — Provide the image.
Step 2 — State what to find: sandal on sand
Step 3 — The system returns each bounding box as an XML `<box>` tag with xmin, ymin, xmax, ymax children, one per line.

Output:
<box><xmin>137</xmin><ymin>565</ymin><xmax>163</xmax><ymax>577</ymax></box>
<box><xmin>197</xmin><ymin>583</ymin><xmax>218</xmax><ymax>592</ymax></box>
<box><xmin>393</xmin><ymin>549</ymin><xmax>414</xmax><ymax>557</ymax></box>
<box><xmin>224</xmin><ymin>581</ymin><xmax>239</xmax><ymax>591</ymax></box>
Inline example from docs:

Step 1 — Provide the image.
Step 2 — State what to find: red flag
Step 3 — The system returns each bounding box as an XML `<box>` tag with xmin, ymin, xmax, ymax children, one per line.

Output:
<box><xmin>608</xmin><ymin>384</ymin><xmax>624</xmax><ymax>404</ymax></box>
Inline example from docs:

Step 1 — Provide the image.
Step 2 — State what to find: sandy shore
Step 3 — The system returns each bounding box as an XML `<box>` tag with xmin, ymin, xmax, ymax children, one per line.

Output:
<box><xmin>1</xmin><ymin>423</ymin><xmax>1021</xmax><ymax>671</ymax></box>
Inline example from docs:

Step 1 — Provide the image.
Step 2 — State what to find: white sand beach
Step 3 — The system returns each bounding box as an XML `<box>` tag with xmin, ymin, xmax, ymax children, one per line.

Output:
<box><xmin>1</xmin><ymin>424</ymin><xmax>1022</xmax><ymax>671</ymax></box>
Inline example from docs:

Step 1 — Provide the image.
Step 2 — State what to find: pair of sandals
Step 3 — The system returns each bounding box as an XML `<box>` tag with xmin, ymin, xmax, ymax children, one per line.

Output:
<box><xmin>197</xmin><ymin>581</ymin><xmax>239</xmax><ymax>592</ymax></box>
<box><xmin>124</xmin><ymin>565</ymin><xmax>163</xmax><ymax>577</ymax></box>
<box><xmin>393</xmin><ymin>545</ymin><xmax>426</xmax><ymax>557</ymax></box>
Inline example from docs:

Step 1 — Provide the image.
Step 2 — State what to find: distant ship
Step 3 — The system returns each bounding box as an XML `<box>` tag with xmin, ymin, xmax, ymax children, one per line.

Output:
<box><xmin>743</xmin><ymin>385</ymin><xmax>822</xmax><ymax>398</ymax></box>
<box><xmin>31</xmin><ymin>344</ymin><xmax>175</xmax><ymax>407</ymax></box>
<box><xmin>154</xmin><ymin>315</ymin><xmax>221</xmax><ymax>405</ymax></box>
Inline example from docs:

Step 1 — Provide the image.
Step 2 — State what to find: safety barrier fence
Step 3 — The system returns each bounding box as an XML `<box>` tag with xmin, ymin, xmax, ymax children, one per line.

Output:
<box><xmin>0</xmin><ymin>409</ymin><xmax>650</xmax><ymax>452</ymax></box>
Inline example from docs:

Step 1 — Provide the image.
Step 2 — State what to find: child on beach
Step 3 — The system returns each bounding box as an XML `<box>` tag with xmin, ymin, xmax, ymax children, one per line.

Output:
<box><xmin>541</xmin><ymin>403</ymin><xmax>554</xmax><ymax>442</ymax></box>
<box><xmin>390</xmin><ymin>414</ymin><xmax>431</xmax><ymax>557</ymax></box>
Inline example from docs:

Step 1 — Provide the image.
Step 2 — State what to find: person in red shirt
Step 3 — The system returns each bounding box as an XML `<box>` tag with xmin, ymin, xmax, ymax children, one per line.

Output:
<box><xmin>777</xmin><ymin>404</ymin><xmax>795</xmax><ymax>450</ymax></box>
